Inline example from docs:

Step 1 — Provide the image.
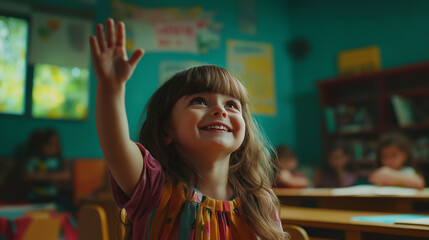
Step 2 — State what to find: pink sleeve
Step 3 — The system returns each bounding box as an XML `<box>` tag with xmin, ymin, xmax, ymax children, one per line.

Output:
<box><xmin>109</xmin><ymin>143</ymin><xmax>165</xmax><ymax>221</ymax></box>
<box><xmin>274</xmin><ymin>207</ymin><xmax>283</xmax><ymax>231</ymax></box>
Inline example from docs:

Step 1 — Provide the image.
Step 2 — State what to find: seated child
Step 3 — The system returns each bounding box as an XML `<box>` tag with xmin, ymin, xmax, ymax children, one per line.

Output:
<box><xmin>0</xmin><ymin>128</ymin><xmax>74</xmax><ymax>212</ymax></box>
<box><xmin>314</xmin><ymin>141</ymin><xmax>357</xmax><ymax>188</ymax></box>
<box><xmin>274</xmin><ymin>144</ymin><xmax>309</xmax><ymax>188</ymax></box>
<box><xmin>369</xmin><ymin>132</ymin><xmax>425</xmax><ymax>189</ymax></box>
<box><xmin>24</xmin><ymin>127</ymin><xmax>71</xmax><ymax>203</ymax></box>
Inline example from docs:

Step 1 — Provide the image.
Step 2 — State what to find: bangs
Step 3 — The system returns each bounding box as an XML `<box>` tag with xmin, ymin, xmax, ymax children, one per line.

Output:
<box><xmin>168</xmin><ymin>65</ymin><xmax>249</xmax><ymax>105</ymax></box>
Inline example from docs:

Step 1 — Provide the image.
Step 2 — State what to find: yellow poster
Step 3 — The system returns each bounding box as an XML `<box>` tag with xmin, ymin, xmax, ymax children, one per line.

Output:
<box><xmin>227</xmin><ymin>40</ymin><xmax>276</xmax><ymax>115</ymax></box>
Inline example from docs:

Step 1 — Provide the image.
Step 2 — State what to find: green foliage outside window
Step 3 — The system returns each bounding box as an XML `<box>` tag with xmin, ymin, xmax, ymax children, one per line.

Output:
<box><xmin>0</xmin><ymin>16</ymin><xmax>28</xmax><ymax>115</ymax></box>
<box><xmin>32</xmin><ymin>64</ymin><xmax>89</xmax><ymax>120</ymax></box>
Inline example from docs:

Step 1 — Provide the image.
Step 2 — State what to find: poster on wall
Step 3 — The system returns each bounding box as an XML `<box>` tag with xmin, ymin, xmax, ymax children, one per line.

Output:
<box><xmin>237</xmin><ymin>0</ymin><xmax>257</xmax><ymax>35</ymax></box>
<box><xmin>111</xmin><ymin>1</ymin><xmax>222</xmax><ymax>53</ymax></box>
<box><xmin>227</xmin><ymin>40</ymin><xmax>276</xmax><ymax>115</ymax></box>
<box><xmin>159</xmin><ymin>61</ymin><xmax>206</xmax><ymax>85</ymax></box>
<box><xmin>127</xmin><ymin>19</ymin><xmax>198</xmax><ymax>53</ymax></box>
<box><xmin>29</xmin><ymin>12</ymin><xmax>92</xmax><ymax>68</ymax></box>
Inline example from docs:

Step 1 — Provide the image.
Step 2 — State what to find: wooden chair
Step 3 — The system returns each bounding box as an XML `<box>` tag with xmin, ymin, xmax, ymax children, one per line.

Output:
<box><xmin>77</xmin><ymin>204</ymin><xmax>109</xmax><ymax>240</ymax></box>
<box><xmin>283</xmin><ymin>224</ymin><xmax>309</xmax><ymax>240</ymax></box>
<box><xmin>73</xmin><ymin>158</ymin><xmax>107</xmax><ymax>204</ymax></box>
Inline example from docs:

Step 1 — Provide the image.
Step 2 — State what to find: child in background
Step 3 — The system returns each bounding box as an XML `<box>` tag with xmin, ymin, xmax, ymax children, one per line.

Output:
<box><xmin>90</xmin><ymin>19</ymin><xmax>284</xmax><ymax>239</ymax></box>
<box><xmin>274</xmin><ymin>144</ymin><xmax>309</xmax><ymax>188</ymax></box>
<box><xmin>24</xmin><ymin>128</ymin><xmax>71</xmax><ymax>202</ymax></box>
<box><xmin>24</xmin><ymin>128</ymin><xmax>75</xmax><ymax>212</ymax></box>
<box><xmin>314</xmin><ymin>142</ymin><xmax>357</xmax><ymax>188</ymax></box>
<box><xmin>0</xmin><ymin>128</ymin><xmax>73</xmax><ymax>211</ymax></box>
<box><xmin>369</xmin><ymin>132</ymin><xmax>425</xmax><ymax>189</ymax></box>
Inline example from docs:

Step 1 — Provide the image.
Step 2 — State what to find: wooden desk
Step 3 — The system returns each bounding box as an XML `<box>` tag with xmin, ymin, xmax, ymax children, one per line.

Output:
<box><xmin>274</xmin><ymin>188</ymin><xmax>429</xmax><ymax>213</ymax></box>
<box><xmin>280</xmin><ymin>206</ymin><xmax>429</xmax><ymax>240</ymax></box>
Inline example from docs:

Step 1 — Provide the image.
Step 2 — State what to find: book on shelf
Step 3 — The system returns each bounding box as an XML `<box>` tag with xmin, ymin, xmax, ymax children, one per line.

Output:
<box><xmin>324</xmin><ymin>104</ymin><xmax>374</xmax><ymax>134</ymax></box>
<box><xmin>324</xmin><ymin>107</ymin><xmax>336</xmax><ymax>133</ymax></box>
<box><xmin>391</xmin><ymin>95</ymin><xmax>415</xmax><ymax>126</ymax></box>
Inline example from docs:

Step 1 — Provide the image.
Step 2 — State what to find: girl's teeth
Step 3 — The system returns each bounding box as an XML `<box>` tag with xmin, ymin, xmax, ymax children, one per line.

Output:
<box><xmin>207</xmin><ymin>125</ymin><xmax>227</xmax><ymax>130</ymax></box>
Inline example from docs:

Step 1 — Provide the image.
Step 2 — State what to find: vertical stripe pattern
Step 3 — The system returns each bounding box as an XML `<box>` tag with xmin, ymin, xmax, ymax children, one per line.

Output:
<box><xmin>146</xmin><ymin>180</ymin><xmax>257</xmax><ymax>239</ymax></box>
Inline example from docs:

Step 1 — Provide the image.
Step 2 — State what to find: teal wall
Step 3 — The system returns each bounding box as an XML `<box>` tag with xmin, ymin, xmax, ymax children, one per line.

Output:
<box><xmin>3</xmin><ymin>0</ymin><xmax>428</xmax><ymax>163</ymax></box>
<box><xmin>0</xmin><ymin>0</ymin><xmax>295</xmax><ymax>158</ymax></box>
<box><xmin>287</xmin><ymin>0</ymin><xmax>429</xmax><ymax>164</ymax></box>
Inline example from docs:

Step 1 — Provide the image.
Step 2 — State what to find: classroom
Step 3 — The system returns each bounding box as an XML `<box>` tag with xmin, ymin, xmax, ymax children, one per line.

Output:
<box><xmin>0</xmin><ymin>0</ymin><xmax>428</xmax><ymax>239</ymax></box>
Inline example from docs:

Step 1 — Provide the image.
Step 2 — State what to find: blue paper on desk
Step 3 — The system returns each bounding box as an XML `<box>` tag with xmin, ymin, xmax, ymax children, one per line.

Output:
<box><xmin>352</xmin><ymin>214</ymin><xmax>429</xmax><ymax>224</ymax></box>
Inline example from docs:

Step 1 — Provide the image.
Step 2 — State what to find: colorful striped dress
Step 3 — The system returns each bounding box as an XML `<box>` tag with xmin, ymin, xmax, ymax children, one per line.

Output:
<box><xmin>110</xmin><ymin>143</ymin><xmax>281</xmax><ymax>239</ymax></box>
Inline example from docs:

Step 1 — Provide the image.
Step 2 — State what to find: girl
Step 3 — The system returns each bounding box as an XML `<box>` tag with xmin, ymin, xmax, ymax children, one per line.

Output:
<box><xmin>274</xmin><ymin>144</ymin><xmax>309</xmax><ymax>188</ymax></box>
<box><xmin>90</xmin><ymin>19</ymin><xmax>284</xmax><ymax>239</ymax></box>
<box><xmin>369</xmin><ymin>132</ymin><xmax>425</xmax><ymax>189</ymax></box>
<box><xmin>313</xmin><ymin>142</ymin><xmax>357</xmax><ymax>188</ymax></box>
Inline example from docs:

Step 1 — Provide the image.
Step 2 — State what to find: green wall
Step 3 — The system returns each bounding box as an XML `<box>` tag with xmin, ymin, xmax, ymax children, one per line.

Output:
<box><xmin>3</xmin><ymin>0</ymin><xmax>428</xmax><ymax>163</ymax></box>
<box><xmin>0</xmin><ymin>0</ymin><xmax>295</xmax><ymax>158</ymax></box>
<box><xmin>287</xmin><ymin>0</ymin><xmax>429</xmax><ymax>164</ymax></box>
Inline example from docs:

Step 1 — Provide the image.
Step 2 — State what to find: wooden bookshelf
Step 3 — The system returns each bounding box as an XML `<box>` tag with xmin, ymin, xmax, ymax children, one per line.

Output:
<box><xmin>317</xmin><ymin>61</ymin><xmax>429</xmax><ymax>179</ymax></box>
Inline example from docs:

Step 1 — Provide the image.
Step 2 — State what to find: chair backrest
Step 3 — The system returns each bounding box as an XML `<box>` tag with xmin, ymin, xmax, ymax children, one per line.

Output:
<box><xmin>73</xmin><ymin>158</ymin><xmax>107</xmax><ymax>204</ymax></box>
<box><xmin>283</xmin><ymin>224</ymin><xmax>309</xmax><ymax>240</ymax></box>
<box><xmin>77</xmin><ymin>204</ymin><xmax>109</xmax><ymax>240</ymax></box>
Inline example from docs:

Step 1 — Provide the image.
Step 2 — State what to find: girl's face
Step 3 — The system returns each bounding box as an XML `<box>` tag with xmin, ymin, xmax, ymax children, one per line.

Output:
<box><xmin>168</xmin><ymin>92</ymin><xmax>245</xmax><ymax>160</ymax></box>
<box><xmin>328</xmin><ymin>149</ymin><xmax>349</xmax><ymax>169</ymax></box>
<box><xmin>42</xmin><ymin>134</ymin><xmax>60</xmax><ymax>157</ymax></box>
<box><xmin>380</xmin><ymin>145</ymin><xmax>407</xmax><ymax>170</ymax></box>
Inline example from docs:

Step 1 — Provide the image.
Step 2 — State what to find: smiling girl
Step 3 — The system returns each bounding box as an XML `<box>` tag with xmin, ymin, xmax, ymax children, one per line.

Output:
<box><xmin>90</xmin><ymin>18</ymin><xmax>285</xmax><ymax>239</ymax></box>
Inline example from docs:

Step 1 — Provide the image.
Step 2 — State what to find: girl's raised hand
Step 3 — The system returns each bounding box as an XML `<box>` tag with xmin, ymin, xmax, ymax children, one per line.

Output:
<box><xmin>89</xmin><ymin>18</ymin><xmax>144</xmax><ymax>90</ymax></box>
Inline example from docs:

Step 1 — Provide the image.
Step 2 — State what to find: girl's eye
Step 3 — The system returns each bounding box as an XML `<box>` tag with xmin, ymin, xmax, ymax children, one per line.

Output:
<box><xmin>190</xmin><ymin>97</ymin><xmax>207</xmax><ymax>105</ymax></box>
<box><xmin>225</xmin><ymin>101</ymin><xmax>239</xmax><ymax>110</ymax></box>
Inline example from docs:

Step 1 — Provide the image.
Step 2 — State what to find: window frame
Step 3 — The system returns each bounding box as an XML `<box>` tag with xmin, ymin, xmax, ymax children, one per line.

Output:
<box><xmin>0</xmin><ymin>11</ymin><xmax>33</xmax><ymax>118</ymax></box>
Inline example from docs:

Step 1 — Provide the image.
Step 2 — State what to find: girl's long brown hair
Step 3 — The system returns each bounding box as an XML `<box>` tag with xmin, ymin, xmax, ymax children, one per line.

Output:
<box><xmin>138</xmin><ymin>65</ymin><xmax>283</xmax><ymax>239</ymax></box>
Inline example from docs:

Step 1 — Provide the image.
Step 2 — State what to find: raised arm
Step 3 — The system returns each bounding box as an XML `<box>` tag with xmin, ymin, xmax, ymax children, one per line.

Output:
<box><xmin>90</xmin><ymin>18</ymin><xmax>144</xmax><ymax>197</ymax></box>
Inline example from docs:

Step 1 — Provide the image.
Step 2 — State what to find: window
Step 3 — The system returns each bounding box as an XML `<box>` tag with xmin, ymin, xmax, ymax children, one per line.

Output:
<box><xmin>0</xmin><ymin>15</ymin><xmax>28</xmax><ymax>115</ymax></box>
<box><xmin>32</xmin><ymin>64</ymin><xmax>89</xmax><ymax>119</ymax></box>
<box><xmin>0</xmin><ymin>11</ymin><xmax>91</xmax><ymax>120</ymax></box>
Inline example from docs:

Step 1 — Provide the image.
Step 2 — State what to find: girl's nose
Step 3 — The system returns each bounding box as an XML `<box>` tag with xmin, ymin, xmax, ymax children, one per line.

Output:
<box><xmin>211</xmin><ymin>107</ymin><xmax>227</xmax><ymax>118</ymax></box>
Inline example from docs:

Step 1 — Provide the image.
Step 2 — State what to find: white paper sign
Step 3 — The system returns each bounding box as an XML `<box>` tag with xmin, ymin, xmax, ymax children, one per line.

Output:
<box><xmin>30</xmin><ymin>12</ymin><xmax>92</xmax><ymax>68</ymax></box>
